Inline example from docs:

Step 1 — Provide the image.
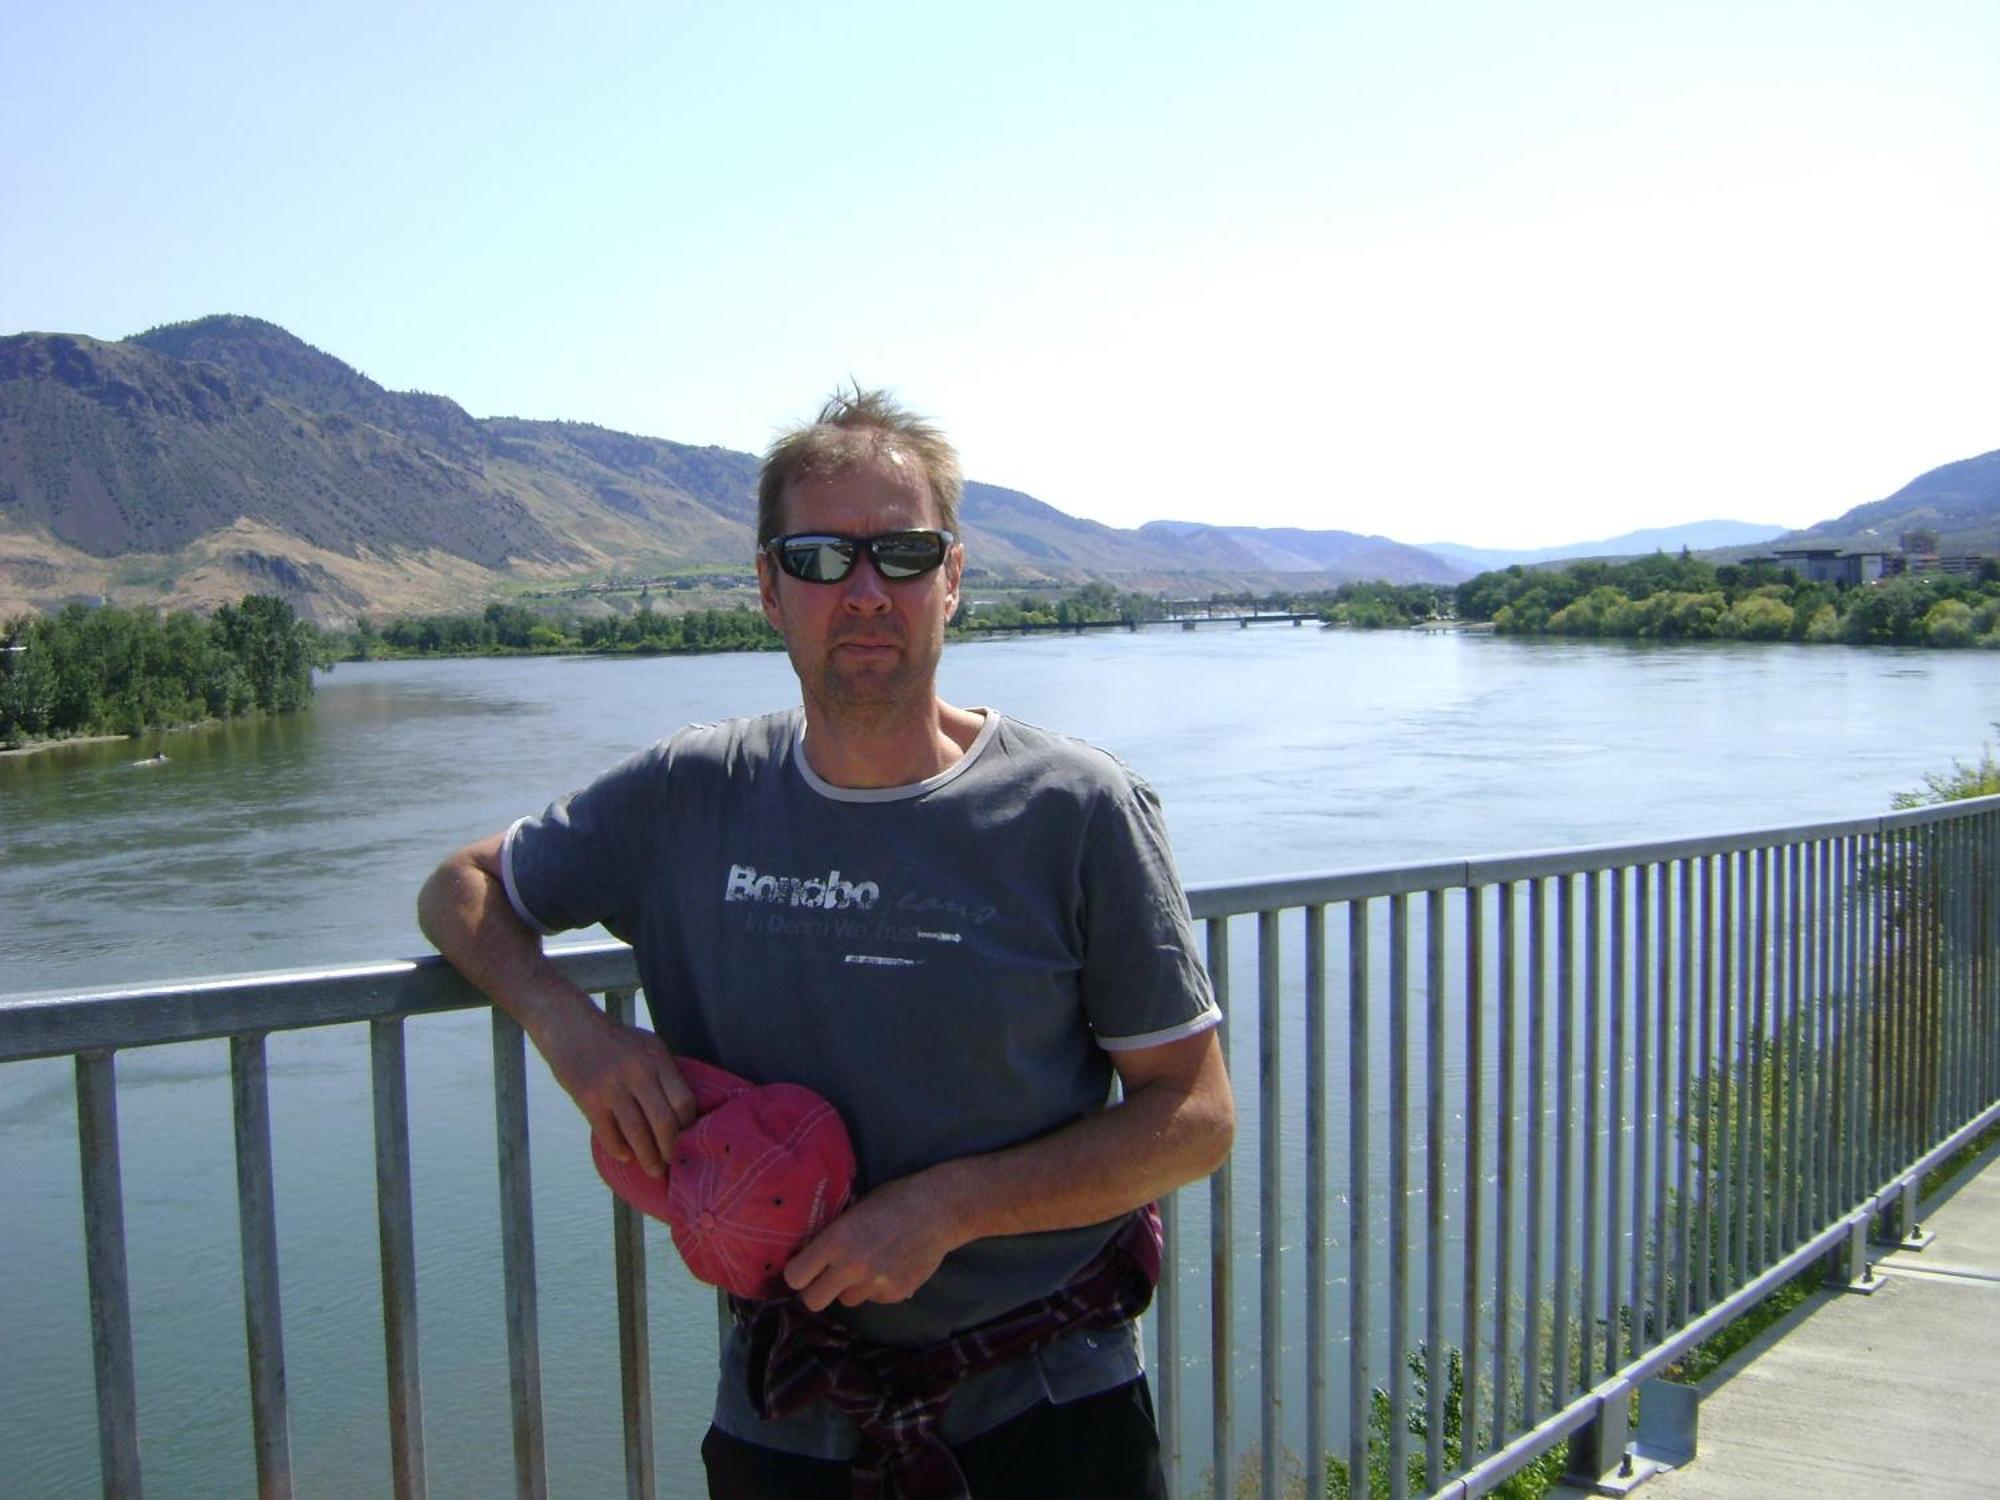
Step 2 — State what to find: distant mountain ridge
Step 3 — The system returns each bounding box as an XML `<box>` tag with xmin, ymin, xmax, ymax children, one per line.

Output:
<box><xmin>2</xmin><ymin>314</ymin><xmax>1991</xmax><ymax>622</ymax></box>
<box><xmin>0</xmin><ymin>315</ymin><xmax>1468</xmax><ymax>620</ymax></box>
<box><xmin>1775</xmin><ymin>448</ymin><xmax>2000</xmax><ymax>554</ymax></box>
<box><xmin>1420</xmin><ymin>520</ymin><xmax>1790</xmax><ymax>573</ymax></box>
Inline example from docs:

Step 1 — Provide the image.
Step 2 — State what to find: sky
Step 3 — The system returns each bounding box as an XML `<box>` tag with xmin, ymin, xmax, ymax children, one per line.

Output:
<box><xmin>4</xmin><ymin>1</ymin><xmax>1998</xmax><ymax>548</ymax></box>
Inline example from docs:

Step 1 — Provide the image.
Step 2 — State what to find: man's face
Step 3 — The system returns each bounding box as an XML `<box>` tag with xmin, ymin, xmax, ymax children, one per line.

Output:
<box><xmin>757</xmin><ymin>452</ymin><xmax>963</xmax><ymax>717</ymax></box>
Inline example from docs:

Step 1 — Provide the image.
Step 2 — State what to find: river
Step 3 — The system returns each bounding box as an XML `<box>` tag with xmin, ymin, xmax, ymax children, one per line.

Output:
<box><xmin>3</xmin><ymin>627</ymin><xmax>1997</xmax><ymax>1496</ymax></box>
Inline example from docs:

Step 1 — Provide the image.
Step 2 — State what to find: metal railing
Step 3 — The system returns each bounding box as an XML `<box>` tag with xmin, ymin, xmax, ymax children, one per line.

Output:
<box><xmin>5</xmin><ymin>795</ymin><xmax>1999</xmax><ymax>1499</ymax></box>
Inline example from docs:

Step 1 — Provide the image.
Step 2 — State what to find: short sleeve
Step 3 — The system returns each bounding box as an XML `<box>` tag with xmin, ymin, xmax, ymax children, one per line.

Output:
<box><xmin>1077</xmin><ymin>774</ymin><xmax>1221</xmax><ymax>1050</ymax></box>
<box><xmin>501</xmin><ymin>743</ymin><xmax>666</xmax><ymax>940</ymax></box>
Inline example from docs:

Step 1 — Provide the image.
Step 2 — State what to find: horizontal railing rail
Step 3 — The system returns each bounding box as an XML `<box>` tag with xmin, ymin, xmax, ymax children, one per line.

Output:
<box><xmin>6</xmin><ymin>793</ymin><xmax>2000</xmax><ymax>1498</ymax></box>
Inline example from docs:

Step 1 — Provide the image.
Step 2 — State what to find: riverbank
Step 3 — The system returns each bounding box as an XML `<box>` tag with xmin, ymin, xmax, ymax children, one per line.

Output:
<box><xmin>0</xmin><ymin>731</ymin><xmax>135</xmax><ymax>759</ymax></box>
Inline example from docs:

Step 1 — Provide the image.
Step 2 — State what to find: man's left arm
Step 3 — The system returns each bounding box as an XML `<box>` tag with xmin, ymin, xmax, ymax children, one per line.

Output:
<box><xmin>781</xmin><ymin>1026</ymin><xmax>1233</xmax><ymax>1312</ymax></box>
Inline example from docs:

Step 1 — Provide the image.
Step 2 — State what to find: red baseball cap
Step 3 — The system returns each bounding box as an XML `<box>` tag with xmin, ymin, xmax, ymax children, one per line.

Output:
<box><xmin>589</xmin><ymin>1056</ymin><xmax>856</xmax><ymax>1300</ymax></box>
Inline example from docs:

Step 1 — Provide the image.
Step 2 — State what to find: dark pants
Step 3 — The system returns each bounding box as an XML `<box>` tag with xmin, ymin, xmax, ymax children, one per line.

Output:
<box><xmin>700</xmin><ymin>1376</ymin><xmax>1167</xmax><ymax>1499</ymax></box>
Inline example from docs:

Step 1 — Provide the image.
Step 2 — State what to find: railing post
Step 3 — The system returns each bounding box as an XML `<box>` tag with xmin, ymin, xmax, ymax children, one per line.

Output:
<box><xmin>371</xmin><ymin>1017</ymin><xmax>430</xmax><ymax>1500</ymax></box>
<box><xmin>230</xmin><ymin>1032</ymin><xmax>294</xmax><ymax>1500</ymax></box>
<box><xmin>1204</xmin><ymin>915</ymin><xmax>1234</xmax><ymax>1500</ymax></box>
<box><xmin>1563</xmin><ymin>1385</ymin><xmax>1634</xmax><ymax>1492</ymax></box>
<box><xmin>491</xmin><ymin>1010</ymin><xmax>549</xmax><ymax>1500</ymax></box>
<box><xmin>1823</xmin><ymin>1217</ymin><xmax>1878</xmax><ymax>1293</ymax></box>
<box><xmin>604</xmin><ymin>989</ymin><xmax>657</xmax><ymax>1500</ymax></box>
<box><xmin>1258</xmin><ymin>910</ymin><xmax>1284</xmax><ymax>1500</ymax></box>
<box><xmin>76</xmin><ymin>1050</ymin><xmax>143</xmax><ymax>1500</ymax></box>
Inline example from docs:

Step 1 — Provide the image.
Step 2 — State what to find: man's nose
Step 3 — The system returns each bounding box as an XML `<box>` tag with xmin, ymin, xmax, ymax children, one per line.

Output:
<box><xmin>839</xmin><ymin>558</ymin><xmax>893</xmax><ymax>611</ymax></box>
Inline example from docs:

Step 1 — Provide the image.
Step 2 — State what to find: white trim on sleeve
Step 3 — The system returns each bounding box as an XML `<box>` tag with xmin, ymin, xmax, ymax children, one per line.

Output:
<box><xmin>499</xmin><ymin>816</ymin><xmax>559</xmax><ymax>936</ymax></box>
<box><xmin>1096</xmin><ymin>1005</ymin><xmax>1223</xmax><ymax>1053</ymax></box>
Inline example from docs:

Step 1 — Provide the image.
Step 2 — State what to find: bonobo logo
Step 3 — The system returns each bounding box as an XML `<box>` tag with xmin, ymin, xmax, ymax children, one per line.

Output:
<box><xmin>723</xmin><ymin>863</ymin><xmax>881</xmax><ymax>910</ymax></box>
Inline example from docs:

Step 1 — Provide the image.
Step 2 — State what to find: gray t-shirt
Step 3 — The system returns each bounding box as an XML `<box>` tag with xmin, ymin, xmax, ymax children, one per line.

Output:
<box><xmin>502</xmin><ymin>707</ymin><xmax>1220</xmax><ymax>1454</ymax></box>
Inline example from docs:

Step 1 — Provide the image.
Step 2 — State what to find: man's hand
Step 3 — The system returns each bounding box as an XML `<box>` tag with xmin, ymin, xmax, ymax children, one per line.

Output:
<box><xmin>417</xmin><ymin>831</ymin><xmax>699</xmax><ymax>1175</ymax></box>
<box><xmin>537</xmin><ymin>1001</ymin><xmax>699</xmax><ymax>1177</ymax></box>
<box><xmin>781</xmin><ymin>1028</ymin><xmax>1233</xmax><ymax>1313</ymax></box>
<box><xmin>781</xmin><ymin>1172</ymin><xmax>965</xmax><ymax>1312</ymax></box>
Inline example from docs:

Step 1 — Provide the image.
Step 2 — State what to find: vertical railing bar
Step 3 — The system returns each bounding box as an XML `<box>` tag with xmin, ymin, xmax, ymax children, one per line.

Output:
<box><xmin>1630</xmin><ymin>863</ymin><xmax>1651</xmax><ymax>1360</ymax></box>
<box><xmin>1866</xmin><ymin>830</ymin><xmax>1885</xmax><ymax>1190</ymax></box>
<box><xmin>1945</xmin><ymin>818</ymin><xmax>1958</xmax><ymax>1136</ymax></box>
<box><xmin>1491</xmin><ymin>882</ymin><xmax>1516</xmax><ymax>1454</ymax></box>
<box><xmin>1158</xmin><ymin>1185</ymin><xmax>1181</xmax><ymax>1500</ymax></box>
<box><xmin>1946</xmin><ymin>816</ymin><xmax>1962</xmax><ymax>1126</ymax></box>
<box><xmin>1936</xmin><ymin>824</ymin><xmax>1952</xmax><ymax>1136</ymax></box>
<box><xmin>76</xmin><ymin>1050</ymin><xmax>143</xmax><ymax>1500</ymax></box>
<box><xmin>1651</xmin><ymin>862</ymin><xmax>1671</xmax><ymax>1330</ymax></box>
<box><xmin>603</xmin><ymin>990</ymin><xmax>656</xmax><ymax>1500</ymax></box>
<box><xmin>1924</xmin><ymin>823</ymin><xmax>1941</xmax><ymax>1149</ymax></box>
<box><xmin>1834</xmin><ymin>834</ymin><xmax>1853</xmax><ymax>1215</ymax></box>
<box><xmin>1424</xmin><ymin>889</ymin><xmax>1447</xmax><ymax>1492</ymax></box>
<box><xmin>1807</xmin><ymin>835</ymin><xmax>1821</xmax><ymax>1216</ymax></box>
<box><xmin>1347</xmin><ymin>901</ymin><xmax>1372</xmax><ymax>1500</ymax></box>
<box><xmin>1206</xmin><ymin>915</ymin><xmax>1234</xmax><ymax>1500</ymax></box>
<box><xmin>1605</xmin><ymin>868</ymin><xmax>1627</xmax><ymax>1378</ymax></box>
<box><xmin>1258</xmin><ymin>910</ymin><xmax>1283</xmax><ymax>1500</ymax></box>
<box><xmin>1986</xmin><ymin>811</ymin><xmax>1998</xmax><ymax>1106</ymax></box>
<box><xmin>1715</xmin><ymin>852</ymin><xmax>1735</xmax><ymax>1304</ymax></box>
<box><xmin>491</xmin><ymin>1010</ymin><xmax>549</xmax><ymax>1500</ymax></box>
<box><xmin>1580</xmin><ymin>871</ymin><xmax>1603</xmax><ymax>1380</ymax></box>
<box><xmin>1550</xmin><ymin>874</ymin><xmax>1575</xmax><ymax>1404</ymax></box>
<box><xmin>231</xmin><ymin>1032</ymin><xmax>294</xmax><ymax>1500</ymax></box>
<box><xmin>1674</xmin><ymin>857</ymin><xmax>1694</xmax><ymax>1330</ymax></box>
<box><xmin>1967</xmin><ymin>814</ymin><xmax>1983</xmax><ymax>1117</ymax></box>
<box><xmin>1304</xmin><ymin>904</ymin><xmax>1329</xmax><ymax>1500</ymax></box>
<box><xmin>1523</xmin><ymin>878</ymin><xmax>1547</xmax><ymax>1419</ymax></box>
<box><xmin>1986</xmin><ymin>812</ymin><xmax>1999</xmax><ymax>1106</ymax></box>
<box><xmin>1907</xmin><ymin>822</ymin><xmax>1922</xmax><ymax>1164</ymax></box>
<box><xmin>1784</xmin><ymin>848</ymin><xmax>1800</xmax><ymax>1256</ymax></box>
<box><xmin>1696</xmin><ymin>855</ymin><xmax>1717</xmax><ymax>1312</ymax></box>
<box><xmin>1837</xmin><ymin>834</ymin><xmax>1856</xmax><ymax>1214</ymax></box>
<box><xmin>1811</xmin><ymin>839</ymin><xmax>1831</xmax><ymax>1232</ymax></box>
<box><xmin>1928</xmin><ymin>820</ymin><xmax>1943</xmax><ymax>1146</ymax></box>
<box><xmin>1965</xmin><ymin>816</ymin><xmax>1976</xmax><ymax>1123</ymax></box>
<box><xmin>1871</xmin><ymin>827</ymin><xmax>1887</xmax><ymax>1189</ymax></box>
<box><xmin>1901</xmin><ymin>822</ymin><xmax>1917</xmax><ymax>1169</ymax></box>
<box><xmin>1388</xmin><ymin>893</ymin><xmax>1412</xmax><ymax>1500</ymax></box>
<box><xmin>1461</xmin><ymin>884</ymin><xmax>1485</xmax><ymax>1459</ymax></box>
<box><xmin>1750</xmin><ymin>848</ymin><xmax>1768</xmax><ymax>1271</ymax></box>
<box><xmin>1733</xmin><ymin>847</ymin><xmax>1753</xmax><ymax>1287</ymax></box>
<box><xmin>371</xmin><ymin>1017</ymin><xmax>429</xmax><ymax>1500</ymax></box>
<box><xmin>1783</xmin><ymin>842</ymin><xmax>1802</xmax><ymax>1250</ymax></box>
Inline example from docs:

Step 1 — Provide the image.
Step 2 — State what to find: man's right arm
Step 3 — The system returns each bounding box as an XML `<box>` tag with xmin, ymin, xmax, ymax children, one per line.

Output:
<box><xmin>416</xmin><ymin>831</ymin><xmax>696</xmax><ymax>1175</ymax></box>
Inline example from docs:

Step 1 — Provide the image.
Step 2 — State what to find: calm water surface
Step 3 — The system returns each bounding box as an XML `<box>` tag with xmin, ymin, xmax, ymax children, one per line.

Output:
<box><xmin>3</xmin><ymin>628</ymin><xmax>1997</xmax><ymax>1496</ymax></box>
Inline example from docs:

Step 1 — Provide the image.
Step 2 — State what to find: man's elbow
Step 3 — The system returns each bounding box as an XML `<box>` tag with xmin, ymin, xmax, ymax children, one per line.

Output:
<box><xmin>1191</xmin><ymin>1078</ymin><xmax>1235</xmax><ymax>1178</ymax></box>
<box><xmin>417</xmin><ymin>836</ymin><xmax>508</xmax><ymax>955</ymax></box>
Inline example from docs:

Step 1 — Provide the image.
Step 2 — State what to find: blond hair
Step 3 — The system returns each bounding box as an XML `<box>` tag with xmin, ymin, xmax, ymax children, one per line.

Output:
<box><xmin>757</xmin><ymin>386</ymin><xmax>963</xmax><ymax>547</ymax></box>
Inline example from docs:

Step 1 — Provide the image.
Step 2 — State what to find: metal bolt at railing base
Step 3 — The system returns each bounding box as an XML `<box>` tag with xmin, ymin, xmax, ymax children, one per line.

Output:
<box><xmin>1864</xmin><ymin>1262</ymin><xmax>1875</xmax><ymax>1283</ymax></box>
<box><xmin>1620</xmin><ymin>1453</ymin><xmax>1634</xmax><ymax>1478</ymax></box>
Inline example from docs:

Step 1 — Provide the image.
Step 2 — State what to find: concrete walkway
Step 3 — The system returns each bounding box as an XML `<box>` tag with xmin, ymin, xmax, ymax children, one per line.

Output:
<box><xmin>1636</xmin><ymin>1141</ymin><xmax>2000</xmax><ymax>1499</ymax></box>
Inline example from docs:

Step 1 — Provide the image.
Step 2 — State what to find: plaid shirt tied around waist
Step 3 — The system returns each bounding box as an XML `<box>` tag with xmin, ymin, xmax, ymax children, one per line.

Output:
<box><xmin>733</xmin><ymin>1203</ymin><xmax>1164</xmax><ymax>1500</ymax></box>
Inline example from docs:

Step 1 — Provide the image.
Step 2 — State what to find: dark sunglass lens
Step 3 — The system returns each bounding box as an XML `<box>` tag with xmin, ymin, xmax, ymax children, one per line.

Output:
<box><xmin>871</xmin><ymin>532</ymin><xmax>945</xmax><ymax>578</ymax></box>
<box><xmin>782</xmin><ymin>538</ymin><xmax>857</xmax><ymax>582</ymax></box>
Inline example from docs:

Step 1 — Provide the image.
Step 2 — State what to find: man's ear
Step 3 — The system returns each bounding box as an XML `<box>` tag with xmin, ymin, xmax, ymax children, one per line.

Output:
<box><xmin>943</xmin><ymin>541</ymin><xmax>964</xmax><ymax>618</ymax></box>
<box><xmin>757</xmin><ymin>551</ymin><xmax>784</xmax><ymax>631</ymax></box>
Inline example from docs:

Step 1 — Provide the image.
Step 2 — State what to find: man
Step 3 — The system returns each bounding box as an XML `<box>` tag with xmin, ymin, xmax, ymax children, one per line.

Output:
<box><xmin>418</xmin><ymin>389</ymin><xmax>1233</xmax><ymax>1498</ymax></box>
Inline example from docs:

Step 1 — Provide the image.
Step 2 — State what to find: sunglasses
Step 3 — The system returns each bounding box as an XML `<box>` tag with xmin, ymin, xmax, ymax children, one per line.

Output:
<box><xmin>766</xmin><ymin>529</ymin><xmax>956</xmax><ymax>584</ymax></box>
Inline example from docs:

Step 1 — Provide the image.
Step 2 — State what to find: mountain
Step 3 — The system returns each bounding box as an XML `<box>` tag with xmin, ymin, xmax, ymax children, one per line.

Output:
<box><xmin>12</xmin><ymin>313</ymin><xmax>1984</xmax><ymax>624</ymax></box>
<box><xmin>1773</xmin><ymin>447</ymin><xmax>2000</xmax><ymax>553</ymax></box>
<box><xmin>0</xmin><ymin>318</ymin><xmax>760</xmax><ymax>619</ymax></box>
<box><xmin>1136</xmin><ymin>522</ymin><xmax>1463</xmax><ymax>584</ymax></box>
<box><xmin>1419</xmin><ymin>519</ymin><xmax>1789</xmax><ymax>574</ymax></box>
<box><xmin>0</xmin><ymin>315</ymin><xmax>1466</xmax><ymax>621</ymax></box>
